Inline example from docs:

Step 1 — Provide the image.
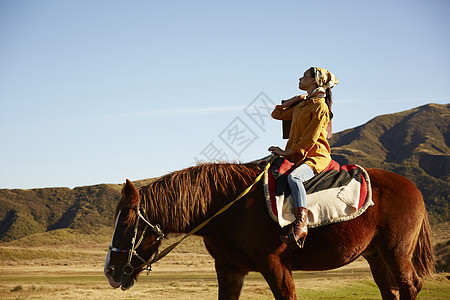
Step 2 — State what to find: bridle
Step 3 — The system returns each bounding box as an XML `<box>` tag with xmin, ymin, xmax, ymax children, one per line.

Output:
<box><xmin>107</xmin><ymin>154</ymin><xmax>278</xmax><ymax>280</ymax></box>
<box><xmin>108</xmin><ymin>204</ymin><xmax>164</xmax><ymax>276</ymax></box>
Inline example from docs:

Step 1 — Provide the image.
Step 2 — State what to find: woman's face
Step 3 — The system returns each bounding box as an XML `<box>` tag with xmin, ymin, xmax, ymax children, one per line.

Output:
<box><xmin>298</xmin><ymin>70</ymin><xmax>317</xmax><ymax>91</ymax></box>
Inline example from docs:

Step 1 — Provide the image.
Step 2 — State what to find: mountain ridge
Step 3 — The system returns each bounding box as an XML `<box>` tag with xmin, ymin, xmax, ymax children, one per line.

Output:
<box><xmin>0</xmin><ymin>103</ymin><xmax>448</xmax><ymax>242</ymax></box>
<box><xmin>329</xmin><ymin>103</ymin><xmax>449</xmax><ymax>223</ymax></box>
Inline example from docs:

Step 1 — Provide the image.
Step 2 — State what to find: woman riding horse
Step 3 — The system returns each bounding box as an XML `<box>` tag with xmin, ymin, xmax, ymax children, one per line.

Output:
<box><xmin>105</xmin><ymin>67</ymin><xmax>434</xmax><ymax>299</ymax></box>
<box><xmin>269</xmin><ymin>67</ymin><xmax>338</xmax><ymax>249</ymax></box>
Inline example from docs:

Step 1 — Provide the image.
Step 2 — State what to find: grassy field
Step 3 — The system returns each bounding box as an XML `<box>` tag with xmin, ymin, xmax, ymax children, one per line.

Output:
<box><xmin>1</xmin><ymin>265</ymin><xmax>449</xmax><ymax>299</ymax></box>
<box><xmin>0</xmin><ymin>227</ymin><xmax>449</xmax><ymax>299</ymax></box>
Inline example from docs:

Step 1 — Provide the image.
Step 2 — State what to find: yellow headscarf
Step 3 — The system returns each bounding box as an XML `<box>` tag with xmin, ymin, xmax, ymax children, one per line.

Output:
<box><xmin>309</xmin><ymin>67</ymin><xmax>339</xmax><ymax>98</ymax></box>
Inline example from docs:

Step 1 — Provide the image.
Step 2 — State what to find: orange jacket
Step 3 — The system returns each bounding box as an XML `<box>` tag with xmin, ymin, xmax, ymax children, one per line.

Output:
<box><xmin>271</xmin><ymin>97</ymin><xmax>331</xmax><ymax>174</ymax></box>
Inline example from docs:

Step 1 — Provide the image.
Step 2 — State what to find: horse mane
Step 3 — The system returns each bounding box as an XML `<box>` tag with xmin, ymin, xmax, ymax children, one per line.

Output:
<box><xmin>137</xmin><ymin>162</ymin><xmax>261</xmax><ymax>232</ymax></box>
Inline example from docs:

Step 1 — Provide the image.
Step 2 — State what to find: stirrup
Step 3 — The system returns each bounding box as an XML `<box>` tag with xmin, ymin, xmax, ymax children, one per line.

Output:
<box><xmin>279</xmin><ymin>233</ymin><xmax>305</xmax><ymax>250</ymax></box>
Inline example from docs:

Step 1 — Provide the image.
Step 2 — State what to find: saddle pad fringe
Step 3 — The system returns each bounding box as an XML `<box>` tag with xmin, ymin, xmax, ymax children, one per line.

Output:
<box><xmin>263</xmin><ymin>161</ymin><xmax>374</xmax><ymax>228</ymax></box>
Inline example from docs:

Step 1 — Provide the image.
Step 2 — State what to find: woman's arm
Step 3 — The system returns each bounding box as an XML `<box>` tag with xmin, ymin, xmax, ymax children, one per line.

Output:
<box><xmin>268</xmin><ymin>146</ymin><xmax>295</xmax><ymax>156</ymax></box>
<box><xmin>271</xmin><ymin>95</ymin><xmax>306</xmax><ymax>120</ymax></box>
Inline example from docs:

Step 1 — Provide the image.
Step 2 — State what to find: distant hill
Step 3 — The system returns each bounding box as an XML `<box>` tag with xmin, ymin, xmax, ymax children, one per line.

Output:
<box><xmin>0</xmin><ymin>184</ymin><xmax>120</xmax><ymax>242</ymax></box>
<box><xmin>0</xmin><ymin>178</ymin><xmax>156</xmax><ymax>243</ymax></box>
<box><xmin>329</xmin><ymin>103</ymin><xmax>449</xmax><ymax>224</ymax></box>
<box><xmin>0</xmin><ymin>103</ymin><xmax>448</xmax><ymax>243</ymax></box>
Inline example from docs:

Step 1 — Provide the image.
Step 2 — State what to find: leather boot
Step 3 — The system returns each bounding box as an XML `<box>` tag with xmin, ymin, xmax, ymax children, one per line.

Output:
<box><xmin>280</xmin><ymin>207</ymin><xmax>308</xmax><ymax>249</ymax></box>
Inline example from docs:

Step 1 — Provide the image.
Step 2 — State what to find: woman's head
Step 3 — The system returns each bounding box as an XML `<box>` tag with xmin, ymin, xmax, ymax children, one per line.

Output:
<box><xmin>299</xmin><ymin>67</ymin><xmax>339</xmax><ymax>119</ymax></box>
<box><xmin>298</xmin><ymin>67</ymin><xmax>317</xmax><ymax>92</ymax></box>
<box><xmin>299</xmin><ymin>67</ymin><xmax>338</xmax><ymax>92</ymax></box>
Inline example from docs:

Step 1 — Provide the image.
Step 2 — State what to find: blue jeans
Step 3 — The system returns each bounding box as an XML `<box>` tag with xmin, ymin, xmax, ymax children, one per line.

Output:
<box><xmin>287</xmin><ymin>164</ymin><xmax>315</xmax><ymax>207</ymax></box>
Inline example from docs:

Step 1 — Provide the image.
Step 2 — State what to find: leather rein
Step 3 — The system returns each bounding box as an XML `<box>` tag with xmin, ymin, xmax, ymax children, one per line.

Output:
<box><xmin>108</xmin><ymin>206</ymin><xmax>164</xmax><ymax>275</ymax></box>
<box><xmin>108</xmin><ymin>154</ymin><xmax>277</xmax><ymax>277</ymax></box>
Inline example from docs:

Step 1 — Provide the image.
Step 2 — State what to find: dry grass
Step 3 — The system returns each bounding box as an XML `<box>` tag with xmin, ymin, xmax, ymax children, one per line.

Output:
<box><xmin>1</xmin><ymin>265</ymin><xmax>449</xmax><ymax>299</ymax></box>
<box><xmin>0</xmin><ymin>228</ymin><xmax>449</xmax><ymax>299</ymax></box>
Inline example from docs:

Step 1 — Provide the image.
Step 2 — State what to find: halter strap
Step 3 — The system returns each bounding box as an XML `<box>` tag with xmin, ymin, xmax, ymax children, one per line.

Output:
<box><xmin>109</xmin><ymin>246</ymin><xmax>129</xmax><ymax>253</ymax></box>
<box><xmin>109</xmin><ymin>154</ymin><xmax>277</xmax><ymax>275</ymax></box>
<box><xmin>108</xmin><ymin>205</ymin><xmax>164</xmax><ymax>275</ymax></box>
<box><xmin>140</xmin><ymin>154</ymin><xmax>278</xmax><ymax>270</ymax></box>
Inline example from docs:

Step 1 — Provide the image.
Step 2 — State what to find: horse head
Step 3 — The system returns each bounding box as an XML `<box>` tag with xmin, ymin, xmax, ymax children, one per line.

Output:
<box><xmin>104</xmin><ymin>179</ymin><xmax>163</xmax><ymax>290</ymax></box>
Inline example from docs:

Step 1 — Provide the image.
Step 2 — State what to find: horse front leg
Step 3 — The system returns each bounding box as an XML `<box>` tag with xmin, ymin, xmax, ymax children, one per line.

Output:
<box><xmin>215</xmin><ymin>262</ymin><xmax>246</xmax><ymax>300</ymax></box>
<box><xmin>258</xmin><ymin>254</ymin><xmax>297</xmax><ymax>300</ymax></box>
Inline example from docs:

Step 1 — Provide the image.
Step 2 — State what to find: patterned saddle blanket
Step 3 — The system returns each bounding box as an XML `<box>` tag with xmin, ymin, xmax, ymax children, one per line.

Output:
<box><xmin>263</xmin><ymin>157</ymin><xmax>374</xmax><ymax>228</ymax></box>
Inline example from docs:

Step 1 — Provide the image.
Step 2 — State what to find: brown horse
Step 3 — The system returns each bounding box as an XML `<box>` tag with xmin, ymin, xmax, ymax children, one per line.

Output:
<box><xmin>104</xmin><ymin>162</ymin><xmax>434</xmax><ymax>299</ymax></box>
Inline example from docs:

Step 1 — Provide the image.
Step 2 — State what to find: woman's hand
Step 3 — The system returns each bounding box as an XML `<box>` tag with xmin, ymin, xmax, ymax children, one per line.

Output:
<box><xmin>268</xmin><ymin>146</ymin><xmax>295</xmax><ymax>156</ymax></box>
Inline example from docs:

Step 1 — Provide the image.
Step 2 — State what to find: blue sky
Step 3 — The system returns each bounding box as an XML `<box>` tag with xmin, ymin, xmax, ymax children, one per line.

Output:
<box><xmin>1</xmin><ymin>0</ymin><xmax>449</xmax><ymax>189</ymax></box>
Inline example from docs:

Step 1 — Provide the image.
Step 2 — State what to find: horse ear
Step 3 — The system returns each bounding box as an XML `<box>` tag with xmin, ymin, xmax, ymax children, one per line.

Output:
<box><xmin>122</xmin><ymin>179</ymin><xmax>139</xmax><ymax>205</ymax></box>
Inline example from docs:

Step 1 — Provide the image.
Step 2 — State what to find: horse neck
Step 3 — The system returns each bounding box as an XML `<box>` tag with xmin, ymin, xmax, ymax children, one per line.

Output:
<box><xmin>140</xmin><ymin>163</ymin><xmax>260</xmax><ymax>234</ymax></box>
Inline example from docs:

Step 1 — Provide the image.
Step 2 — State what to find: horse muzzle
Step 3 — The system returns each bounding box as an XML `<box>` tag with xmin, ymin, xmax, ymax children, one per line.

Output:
<box><xmin>104</xmin><ymin>265</ymin><xmax>121</xmax><ymax>288</ymax></box>
<box><xmin>104</xmin><ymin>265</ymin><xmax>135</xmax><ymax>290</ymax></box>
<box><xmin>120</xmin><ymin>271</ymin><xmax>135</xmax><ymax>290</ymax></box>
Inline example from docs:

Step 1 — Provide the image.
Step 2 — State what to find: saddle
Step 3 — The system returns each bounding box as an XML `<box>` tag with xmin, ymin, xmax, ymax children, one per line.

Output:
<box><xmin>263</xmin><ymin>157</ymin><xmax>374</xmax><ymax>228</ymax></box>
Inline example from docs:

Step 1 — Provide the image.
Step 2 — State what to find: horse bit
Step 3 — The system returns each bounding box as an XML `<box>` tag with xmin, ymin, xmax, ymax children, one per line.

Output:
<box><xmin>109</xmin><ymin>205</ymin><xmax>164</xmax><ymax>276</ymax></box>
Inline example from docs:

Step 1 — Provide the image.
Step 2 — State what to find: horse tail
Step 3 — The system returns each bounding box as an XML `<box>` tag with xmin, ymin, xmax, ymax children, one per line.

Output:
<box><xmin>412</xmin><ymin>211</ymin><xmax>435</xmax><ymax>277</ymax></box>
